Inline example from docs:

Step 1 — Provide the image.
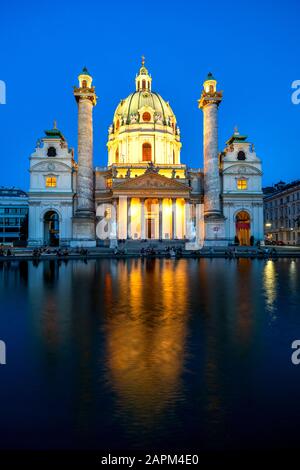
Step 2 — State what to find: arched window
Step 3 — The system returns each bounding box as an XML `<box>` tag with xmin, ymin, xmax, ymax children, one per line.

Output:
<box><xmin>237</xmin><ymin>150</ymin><xmax>246</xmax><ymax>160</ymax></box>
<box><xmin>142</xmin><ymin>143</ymin><xmax>152</xmax><ymax>161</ymax></box>
<box><xmin>142</xmin><ymin>112</ymin><xmax>151</xmax><ymax>122</ymax></box>
<box><xmin>209</xmin><ymin>84</ymin><xmax>214</xmax><ymax>93</ymax></box>
<box><xmin>115</xmin><ymin>148</ymin><xmax>119</xmax><ymax>163</ymax></box>
<box><xmin>142</xmin><ymin>80</ymin><xmax>146</xmax><ymax>91</ymax></box>
<box><xmin>47</xmin><ymin>146</ymin><xmax>57</xmax><ymax>157</ymax></box>
<box><xmin>116</xmin><ymin>119</ymin><xmax>120</xmax><ymax>130</ymax></box>
<box><xmin>82</xmin><ymin>80</ymin><xmax>87</xmax><ymax>88</ymax></box>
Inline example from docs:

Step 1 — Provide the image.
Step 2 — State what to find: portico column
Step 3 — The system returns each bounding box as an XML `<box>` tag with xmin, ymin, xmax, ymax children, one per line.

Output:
<box><xmin>127</xmin><ymin>197</ymin><xmax>131</xmax><ymax>239</ymax></box>
<box><xmin>159</xmin><ymin>199</ymin><xmax>163</xmax><ymax>239</ymax></box>
<box><xmin>113</xmin><ymin>199</ymin><xmax>118</xmax><ymax>239</ymax></box>
<box><xmin>141</xmin><ymin>198</ymin><xmax>145</xmax><ymax>239</ymax></box>
<box><xmin>172</xmin><ymin>198</ymin><xmax>177</xmax><ymax>239</ymax></box>
<box><xmin>185</xmin><ymin>200</ymin><xmax>190</xmax><ymax>240</ymax></box>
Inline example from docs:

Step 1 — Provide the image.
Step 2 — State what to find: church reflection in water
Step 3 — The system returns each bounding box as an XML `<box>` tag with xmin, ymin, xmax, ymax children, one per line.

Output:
<box><xmin>102</xmin><ymin>258</ymin><xmax>189</xmax><ymax>425</ymax></box>
<box><xmin>14</xmin><ymin>256</ymin><xmax>296</xmax><ymax>450</ymax></box>
<box><xmin>25</xmin><ymin>258</ymin><xmax>190</xmax><ymax>434</ymax></box>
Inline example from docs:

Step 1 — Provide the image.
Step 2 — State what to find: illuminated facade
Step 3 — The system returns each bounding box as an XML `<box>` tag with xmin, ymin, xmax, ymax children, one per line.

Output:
<box><xmin>28</xmin><ymin>61</ymin><xmax>264</xmax><ymax>247</ymax></box>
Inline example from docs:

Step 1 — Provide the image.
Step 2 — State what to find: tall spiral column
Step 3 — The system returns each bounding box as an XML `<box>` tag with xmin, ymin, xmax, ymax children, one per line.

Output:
<box><xmin>72</xmin><ymin>67</ymin><xmax>97</xmax><ymax>246</ymax></box>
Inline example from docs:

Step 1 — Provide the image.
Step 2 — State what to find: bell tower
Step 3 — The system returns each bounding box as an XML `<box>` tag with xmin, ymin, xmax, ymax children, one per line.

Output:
<box><xmin>72</xmin><ymin>67</ymin><xmax>97</xmax><ymax>246</ymax></box>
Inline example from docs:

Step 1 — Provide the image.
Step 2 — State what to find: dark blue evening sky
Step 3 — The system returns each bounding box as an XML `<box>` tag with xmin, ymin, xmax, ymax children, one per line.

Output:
<box><xmin>0</xmin><ymin>0</ymin><xmax>299</xmax><ymax>189</ymax></box>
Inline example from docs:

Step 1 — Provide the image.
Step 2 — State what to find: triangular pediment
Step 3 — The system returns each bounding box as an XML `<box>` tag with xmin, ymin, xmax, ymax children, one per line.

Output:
<box><xmin>222</xmin><ymin>164</ymin><xmax>262</xmax><ymax>176</ymax></box>
<box><xmin>112</xmin><ymin>171</ymin><xmax>190</xmax><ymax>192</ymax></box>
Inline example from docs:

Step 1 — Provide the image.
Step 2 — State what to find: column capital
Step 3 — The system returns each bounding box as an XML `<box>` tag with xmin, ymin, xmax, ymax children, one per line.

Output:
<box><xmin>74</xmin><ymin>87</ymin><xmax>97</xmax><ymax>106</ymax></box>
<box><xmin>198</xmin><ymin>91</ymin><xmax>223</xmax><ymax>109</ymax></box>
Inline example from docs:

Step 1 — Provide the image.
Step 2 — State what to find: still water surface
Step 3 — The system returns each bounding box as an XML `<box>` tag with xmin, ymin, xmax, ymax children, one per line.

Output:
<box><xmin>0</xmin><ymin>258</ymin><xmax>300</xmax><ymax>451</ymax></box>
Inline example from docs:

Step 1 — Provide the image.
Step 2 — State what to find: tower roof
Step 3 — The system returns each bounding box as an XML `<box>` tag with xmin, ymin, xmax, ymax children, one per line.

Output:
<box><xmin>81</xmin><ymin>66</ymin><xmax>91</xmax><ymax>76</ymax></box>
<box><xmin>44</xmin><ymin>121</ymin><xmax>65</xmax><ymax>141</ymax></box>
<box><xmin>226</xmin><ymin>127</ymin><xmax>247</xmax><ymax>146</ymax></box>
<box><xmin>205</xmin><ymin>72</ymin><xmax>216</xmax><ymax>81</ymax></box>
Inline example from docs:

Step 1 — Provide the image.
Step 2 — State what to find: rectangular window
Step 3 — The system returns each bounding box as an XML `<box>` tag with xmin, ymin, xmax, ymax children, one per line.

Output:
<box><xmin>46</xmin><ymin>177</ymin><xmax>57</xmax><ymax>188</ymax></box>
<box><xmin>237</xmin><ymin>179</ymin><xmax>247</xmax><ymax>190</ymax></box>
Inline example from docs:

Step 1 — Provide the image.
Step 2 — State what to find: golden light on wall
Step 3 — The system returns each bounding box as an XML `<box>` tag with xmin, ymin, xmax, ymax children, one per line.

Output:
<box><xmin>162</xmin><ymin>198</ymin><xmax>172</xmax><ymax>239</ymax></box>
<box><xmin>176</xmin><ymin>198</ymin><xmax>185</xmax><ymax>239</ymax></box>
<box><xmin>131</xmin><ymin>198</ymin><xmax>141</xmax><ymax>239</ymax></box>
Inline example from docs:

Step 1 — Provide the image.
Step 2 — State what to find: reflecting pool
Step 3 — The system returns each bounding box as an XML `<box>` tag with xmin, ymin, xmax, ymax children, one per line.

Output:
<box><xmin>0</xmin><ymin>258</ymin><xmax>300</xmax><ymax>452</ymax></box>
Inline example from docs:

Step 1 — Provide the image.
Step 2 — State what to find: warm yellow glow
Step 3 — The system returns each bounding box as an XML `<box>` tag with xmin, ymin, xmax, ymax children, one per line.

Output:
<box><xmin>78</xmin><ymin>73</ymin><xmax>92</xmax><ymax>88</ymax></box>
<box><xmin>204</xmin><ymin>79</ymin><xmax>217</xmax><ymax>93</ymax></box>
<box><xmin>116</xmin><ymin>169</ymin><xmax>128</xmax><ymax>178</ymax></box>
<box><xmin>159</xmin><ymin>169</ymin><xmax>173</xmax><ymax>178</ymax></box>
<box><xmin>145</xmin><ymin>198</ymin><xmax>159</xmax><ymax>239</ymax></box>
<box><xmin>104</xmin><ymin>259</ymin><xmax>189</xmax><ymax>423</ymax></box>
<box><xmin>162</xmin><ymin>198</ymin><xmax>172</xmax><ymax>239</ymax></box>
<box><xmin>131</xmin><ymin>198</ymin><xmax>141</xmax><ymax>239</ymax></box>
<box><xmin>176</xmin><ymin>198</ymin><xmax>185</xmax><ymax>239</ymax></box>
<box><xmin>263</xmin><ymin>261</ymin><xmax>277</xmax><ymax>314</ymax></box>
<box><xmin>46</xmin><ymin>177</ymin><xmax>57</xmax><ymax>188</ymax></box>
<box><xmin>237</xmin><ymin>179</ymin><xmax>247</xmax><ymax>190</ymax></box>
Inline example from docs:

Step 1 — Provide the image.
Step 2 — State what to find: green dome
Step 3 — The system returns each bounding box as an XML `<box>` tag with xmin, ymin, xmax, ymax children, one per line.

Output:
<box><xmin>114</xmin><ymin>90</ymin><xmax>176</xmax><ymax>125</ymax></box>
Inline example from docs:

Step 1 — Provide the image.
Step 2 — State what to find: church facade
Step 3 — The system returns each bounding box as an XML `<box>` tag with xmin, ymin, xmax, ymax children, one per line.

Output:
<box><xmin>28</xmin><ymin>61</ymin><xmax>264</xmax><ymax>248</ymax></box>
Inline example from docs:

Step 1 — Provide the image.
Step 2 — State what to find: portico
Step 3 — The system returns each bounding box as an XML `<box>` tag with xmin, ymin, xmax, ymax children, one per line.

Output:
<box><xmin>98</xmin><ymin>171</ymin><xmax>193</xmax><ymax>241</ymax></box>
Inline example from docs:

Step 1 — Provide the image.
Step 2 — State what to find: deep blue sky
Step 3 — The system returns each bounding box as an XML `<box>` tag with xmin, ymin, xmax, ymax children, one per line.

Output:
<box><xmin>0</xmin><ymin>0</ymin><xmax>299</xmax><ymax>189</ymax></box>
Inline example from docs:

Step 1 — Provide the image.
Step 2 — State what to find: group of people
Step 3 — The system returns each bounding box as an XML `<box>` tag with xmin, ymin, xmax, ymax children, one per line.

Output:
<box><xmin>0</xmin><ymin>245</ymin><xmax>13</xmax><ymax>257</ymax></box>
<box><xmin>32</xmin><ymin>246</ymin><xmax>89</xmax><ymax>258</ymax></box>
<box><xmin>224</xmin><ymin>246</ymin><xmax>278</xmax><ymax>259</ymax></box>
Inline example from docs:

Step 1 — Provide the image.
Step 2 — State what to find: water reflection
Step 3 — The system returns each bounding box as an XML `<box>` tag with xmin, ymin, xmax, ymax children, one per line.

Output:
<box><xmin>1</xmin><ymin>258</ymin><xmax>300</xmax><ymax>450</ymax></box>
<box><xmin>263</xmin><ymin>260</ymin><xmax>277</xmax><ymax>316</ymax></box>
<box><xmin>103</xmin><ymin>259</ymin><xmax>189</xmax><ymax>427</ymax></box>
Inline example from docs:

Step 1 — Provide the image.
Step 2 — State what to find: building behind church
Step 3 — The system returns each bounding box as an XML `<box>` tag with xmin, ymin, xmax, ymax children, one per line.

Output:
<box><xmin>27</xmin><ymin>61</ymin><xmax>264</xmax><ymax>248</ymax></box>
<box><xmin>264</xmin><ymin>180</ymin><xmax>300</xmax><ymax>245</ymax></box>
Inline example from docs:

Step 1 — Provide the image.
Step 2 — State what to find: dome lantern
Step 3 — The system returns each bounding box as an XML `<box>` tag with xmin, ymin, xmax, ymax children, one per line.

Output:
<box><xmin>135</xmin><ymin>56</ymin><xmax>152</xmax><ymax>92</ymax></box>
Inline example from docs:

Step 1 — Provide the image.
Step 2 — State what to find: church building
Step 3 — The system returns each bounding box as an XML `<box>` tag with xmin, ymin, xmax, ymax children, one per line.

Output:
<box><xmin>28</xmin><ymin>60</ymin><xmax>264</xmax><ymax>248</ymax></box>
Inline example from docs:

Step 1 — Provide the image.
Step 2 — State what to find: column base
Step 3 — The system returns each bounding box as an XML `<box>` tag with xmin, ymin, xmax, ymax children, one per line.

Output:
<box><xmin>185</xmin><ymin>241</ymin><xmax>204</xmax><ymax>251</ymax></box>
<box><xmin>71</xmin><ymin>214</ymin><xmax>96</xmax><ymax>247</ymax></box>
<box><xmin>204</xmin><ymin>216</ymin><xmax>227</xmax><ymax>246</ymax></box>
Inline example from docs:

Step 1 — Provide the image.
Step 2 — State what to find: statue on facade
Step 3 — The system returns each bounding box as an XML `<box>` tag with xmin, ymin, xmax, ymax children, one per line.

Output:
<box><xmin>130</xmin><ymin>113</ymin><xmax>138</xmax><ymax>123</ymax></box>
<box><xmin>154</xmin><ymin>112</ymin><xmax>163</xmax><ymax>124</ymax></box>
<box><xmin>146</xmin><ymin>161</ymin><xmax>159</xmax><ymax>173</ymax></box>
